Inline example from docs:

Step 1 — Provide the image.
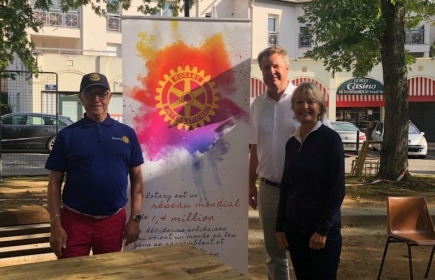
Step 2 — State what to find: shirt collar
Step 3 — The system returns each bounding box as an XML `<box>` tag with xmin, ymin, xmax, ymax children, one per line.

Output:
<box><xmin>263</xmin><ymin>81</ymin><xmax>295</xmax><ymax>101</ymax></box>
<box><xmin>293</xmin><ymin>120</ymin><xmax>323</xmax><ymax>142</ymax></box>
<box><xmin>82</xmin><ymin>113</ymin><xmax>114</xmax><ymax>126</ymax></box>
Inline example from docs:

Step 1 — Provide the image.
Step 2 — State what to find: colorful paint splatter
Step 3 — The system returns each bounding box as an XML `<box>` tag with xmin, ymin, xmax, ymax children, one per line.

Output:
<box><xmin>126</xmin><ymin>32</ymin><xmax>248</xmax><ymax>161</ymax></box>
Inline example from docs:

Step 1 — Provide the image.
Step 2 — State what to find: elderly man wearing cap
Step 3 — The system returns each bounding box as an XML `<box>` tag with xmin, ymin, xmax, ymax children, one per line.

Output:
<box><xmin>45</xmin><ymin>72</ymin><xmax>144</xmax><ymax>259</ymax></box>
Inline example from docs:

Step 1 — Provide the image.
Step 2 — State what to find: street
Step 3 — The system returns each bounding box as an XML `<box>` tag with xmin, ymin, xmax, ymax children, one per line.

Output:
<box><xmin>0</xmin><ymin>153</ymin><xmax>49</xmax><ymax>178</ymax></box>
<box><xmin>345</xmin><ymin>149</ymin><xmax>435</xmax><ymax>176</ymax></box>
<box><xmin>0</xmin><ymin>149</ymin><xmax>434</xmax><ymax>178</ymax></box>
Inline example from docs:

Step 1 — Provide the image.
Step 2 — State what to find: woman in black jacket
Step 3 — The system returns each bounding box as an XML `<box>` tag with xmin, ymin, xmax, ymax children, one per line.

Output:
<box><xmin>276</xmin><ymin>82</ymin><xmax>345</xmax><ymax>279</ymax></box>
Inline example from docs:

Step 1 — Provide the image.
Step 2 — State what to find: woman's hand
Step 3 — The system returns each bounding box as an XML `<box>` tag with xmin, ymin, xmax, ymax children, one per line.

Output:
<box><xmin>309</xmin><ymin>231</ymin><xmax>326</xmax><ymax>250</ymax></box>
<box><xmin>276</xmin><ymin>232</ymin><xmax>289</xmax><ymax>251</ymax></box>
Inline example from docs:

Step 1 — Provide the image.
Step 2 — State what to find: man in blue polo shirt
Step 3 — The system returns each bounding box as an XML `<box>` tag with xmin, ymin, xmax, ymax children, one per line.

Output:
<box><xmin>46</xmin><ymin>72</ymin><xmax>144</xmax><ymax>259</ymax></box>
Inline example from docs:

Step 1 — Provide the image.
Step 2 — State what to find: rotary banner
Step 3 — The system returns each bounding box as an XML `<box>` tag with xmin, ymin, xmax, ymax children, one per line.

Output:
<box><xmin>122</xmin><ymin>17</ymin><xmax>251</xmax><ymax>273</ymax></box>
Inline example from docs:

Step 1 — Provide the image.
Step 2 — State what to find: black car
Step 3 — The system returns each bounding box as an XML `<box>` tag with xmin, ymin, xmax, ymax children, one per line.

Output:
<box><xmin>0</xmin><ymin>113</ymin><xmax>74</xmax><ymax>152</ymax></box>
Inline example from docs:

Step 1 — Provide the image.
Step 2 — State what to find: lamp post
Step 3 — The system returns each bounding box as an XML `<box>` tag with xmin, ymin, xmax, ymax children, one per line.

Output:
<box><xmin>185</xmin><ymin>0</ymin><xmax>190</xmax><ymax>17</ymax></box>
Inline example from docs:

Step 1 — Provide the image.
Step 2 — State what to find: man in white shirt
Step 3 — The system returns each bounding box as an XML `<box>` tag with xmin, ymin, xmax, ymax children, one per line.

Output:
<box><xmin>249</xmin><ymin>46</ymin><xmax>331</xmax><ymax>280</ymax></box>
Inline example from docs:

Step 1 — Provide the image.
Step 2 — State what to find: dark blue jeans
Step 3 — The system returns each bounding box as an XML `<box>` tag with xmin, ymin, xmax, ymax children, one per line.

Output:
<box><xmin>285</xmin><ymin>222</ymin><xmax>342</xmax><ymax>280</ymax></box>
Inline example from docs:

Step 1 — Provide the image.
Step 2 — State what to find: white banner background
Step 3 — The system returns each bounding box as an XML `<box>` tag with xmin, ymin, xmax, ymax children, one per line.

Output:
<box><xmin>122</xmin><ymin>17</ymin><xmax>251</xmax><ymax>273</ymax></box>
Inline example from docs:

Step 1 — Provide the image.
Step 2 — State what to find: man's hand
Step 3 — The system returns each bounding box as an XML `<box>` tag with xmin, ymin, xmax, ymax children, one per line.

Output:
<box><xmin>123</xmin><ymin>219</ymin><xmax>140</xmax><ymax>246</ymax></box>
<box><xmin>276</xmin><ymin>232</ymin><xmax>288</xmax><ymax>251</ymax></box>
<box><xmin>50</xmin><ymin>222</ymin><xmax>67</xmax><ymax>258</ymax></box>
<box><xmin>249</xmin><ymin>183</ymin><xmax>258</xmax><ymax>209</ymax></box>
<box><xmin>309</xmin><ymin>231</ymin><xmax>327</xmax><ymax>250</ymax></box>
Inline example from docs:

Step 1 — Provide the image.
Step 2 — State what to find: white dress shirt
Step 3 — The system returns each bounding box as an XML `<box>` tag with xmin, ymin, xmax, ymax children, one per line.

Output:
<box><xmin>249</xmin><ymin>83</ymin><xmax>331</xmax><ymax>183</ymax></box>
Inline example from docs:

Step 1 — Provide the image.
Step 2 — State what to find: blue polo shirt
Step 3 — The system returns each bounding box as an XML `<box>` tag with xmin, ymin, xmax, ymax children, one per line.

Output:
<box><xmin>45</xmin><ymin>114</ymin><xmax>144</xmax><ymax>216</ymax></box>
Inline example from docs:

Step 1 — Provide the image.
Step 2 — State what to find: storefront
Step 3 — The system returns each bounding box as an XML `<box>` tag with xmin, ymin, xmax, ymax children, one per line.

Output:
<box><xmin>335</xmin><ymin>78</ymin><xmax>383</xmax><ymax>138</ymax></box>
<box><xmin>249</xmin><ymin>74</ymin><xmax>435</xmax><ymax>142</ymax></box>
<box><xmin>408</xmin><ymin>76</ymin><xmax>435</xmax><ymax>141</ymax></box>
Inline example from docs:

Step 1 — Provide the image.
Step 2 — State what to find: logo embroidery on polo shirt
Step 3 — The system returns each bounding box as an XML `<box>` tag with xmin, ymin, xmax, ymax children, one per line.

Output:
<box><xmin>112</xmin><ymin>136</ymin><xmax>130</xmax><ymax>144</ymax></box>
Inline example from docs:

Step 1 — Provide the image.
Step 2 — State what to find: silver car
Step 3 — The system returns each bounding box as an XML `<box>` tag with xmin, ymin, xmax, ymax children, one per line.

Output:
<box><xmin>371</xmin><ymin>120</ymin><xmax>427</xmax><ymax>159</ymax></box>
<box><xmin>331</xmin><ymin>121</ymin><xmax>367</xmax><ymax>154</ymax></box>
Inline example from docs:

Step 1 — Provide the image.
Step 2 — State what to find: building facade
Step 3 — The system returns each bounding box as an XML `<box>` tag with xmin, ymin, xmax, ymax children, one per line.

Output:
<box><xmin>4</xmin><ymin>0</ymin><xmax>435</xmax><ymax>140</ymax></box>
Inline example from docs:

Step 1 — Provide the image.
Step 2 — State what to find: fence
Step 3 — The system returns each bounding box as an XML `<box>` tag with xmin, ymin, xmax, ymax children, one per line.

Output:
<box><xmin>0</xmin><ymin>71</ymin><xmax>59</xmax><ymax>179</ymax></box>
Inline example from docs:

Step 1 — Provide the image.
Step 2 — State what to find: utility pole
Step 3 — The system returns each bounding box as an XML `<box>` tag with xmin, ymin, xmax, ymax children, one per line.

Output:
<box><xmin>185</xmin><ymin>0</ymin><xmax>190</xmax><ymax>17</ymax></box>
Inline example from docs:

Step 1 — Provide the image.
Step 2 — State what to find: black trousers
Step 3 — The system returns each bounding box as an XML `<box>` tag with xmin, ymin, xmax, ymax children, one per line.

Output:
<box><xmin>285</xmin><ymin>222</ymin><xmax>342</xmax><ymax>280</ymax></box>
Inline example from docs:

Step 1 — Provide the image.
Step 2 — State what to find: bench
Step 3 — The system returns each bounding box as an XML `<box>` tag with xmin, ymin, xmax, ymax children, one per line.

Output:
<box><xmin>0</xmin><ymin>207</ymin><xmax>52</xmax><ymax>259</ymax></box>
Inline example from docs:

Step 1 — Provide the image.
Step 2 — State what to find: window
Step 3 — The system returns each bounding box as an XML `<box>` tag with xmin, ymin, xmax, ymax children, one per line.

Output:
<box><xmin>1</xmin><ymin>116</ymin><xmax>13</xmax><ymax>125</ymax></box>
<box><xmin>299</xmin><ymin>27</ymin><xmax>311</xmax><ymax>48</ymax></box>
<box><xmin>161</xmin><ymin>3</ymin><xmax>173</xmax><ymax>17</ymax></box>
<box><xmin>49</xmin><ymin>117</ymin><xmax>68</xmax><ymax>126</ymax></box>
<box><xmin>106</xmin><ymin>44</ymin><xmax>121</xmax><ymax>57</ymax></box>
<box><xmin>107</xmin><ymin>0</ymin><xmax>121</xmax><ymax>31</ymax></box>
<box><xmin>151</xmin><ymin>3</ymin><xmax>174</xmax><ymax>17</ymax></box>
<box><xmin>336</xmin><ymin>107</ymin><xmax>380</xmax><ymax>132</ymax></box>
<box><xmin>268</xmin><ymin>17</ymin><xmax>278</xmax><ymax>46</ymax></box>
<box><xmin>28</xmin><ymin>116</ymin><xmax>45</xmax><ymax>126</ymax></box>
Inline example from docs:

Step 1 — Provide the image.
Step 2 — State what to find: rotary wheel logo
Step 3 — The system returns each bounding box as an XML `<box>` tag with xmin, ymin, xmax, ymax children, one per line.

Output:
<box><xmin>155</xmin><ymin>66</ymin><xmax>219</xmax><ymax>130</ymax></box>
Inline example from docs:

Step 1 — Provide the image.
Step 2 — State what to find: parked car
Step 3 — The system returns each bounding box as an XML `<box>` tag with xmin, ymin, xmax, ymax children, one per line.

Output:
<box><xmin>331</xmin><ymin>121</ymin><xmax>367</xmax><ymax>154</ymax></box>
<box><xmin>0</xmin><ymin>113</ymin><xmax>74</xmax><ymax>152</ymax></box>
<box><xmin>371</xmin><ymin>120</ymin><xmax>427</xmax><ymax>159</ymax></box>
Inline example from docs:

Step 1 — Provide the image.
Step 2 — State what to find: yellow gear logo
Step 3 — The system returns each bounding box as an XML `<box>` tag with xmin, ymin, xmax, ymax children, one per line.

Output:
<box><xmin>90</xmin><ymin>74</ymin><xmax>100</xmax><ymax>81</ymax></box>
<box><xmin>155</xmin><ymin>66</ymin><xmax>219</xmax><ymax>130</ymax></box>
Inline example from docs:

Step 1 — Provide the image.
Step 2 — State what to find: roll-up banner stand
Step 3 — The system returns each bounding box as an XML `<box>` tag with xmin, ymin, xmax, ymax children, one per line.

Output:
<box><xmin>122</xmin><ymin>17</ymin><xmax>251</xmax><ymax>274</ymax></box>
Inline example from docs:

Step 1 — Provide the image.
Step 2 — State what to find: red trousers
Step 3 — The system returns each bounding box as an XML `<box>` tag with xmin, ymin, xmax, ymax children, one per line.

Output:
<box><xmin>60</xmin><ymin>207</ymin><xmax>126</xmax><ymax>258</ymax></box>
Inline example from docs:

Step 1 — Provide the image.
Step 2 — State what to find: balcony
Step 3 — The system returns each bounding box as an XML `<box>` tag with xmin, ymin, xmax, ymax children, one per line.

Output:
<box><xmin>406</xmin><ymin>27</ymin><xmax>424</xmax><ymax>44</ymax></box>
<box><xmin>405</xmin><ymin>27</ymin><xmax>429</xmax><ymax>56</ymax></box>
<box><xmin>268</xmin><ymin>32</ymin><xmax>278</xmax><ymax>46</ymax></box>
<box><xmin>107</xmin><ymin>15</ymin><xmax>121</xmax><ymax>32</ymax></box>
<box><xmin>33</xmin><ymin>10</ymin><xmax>79</xmax><ymax>28</ymax></box>
<box><xmin>298</xmin><ymin>33</ymin><xmax>311</xmax><ymax>48</ymax></box>
<box><xmin>34</xmin><ymin>47</ymin><xmax>121</xmax><ymax>57</ymax></box>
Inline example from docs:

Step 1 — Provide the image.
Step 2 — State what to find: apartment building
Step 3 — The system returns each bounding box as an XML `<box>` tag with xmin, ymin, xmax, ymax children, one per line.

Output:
<box><xmin>5</xmin><ymin>0</ymin><xmax>435</xmax><ymax>140</ymax></box>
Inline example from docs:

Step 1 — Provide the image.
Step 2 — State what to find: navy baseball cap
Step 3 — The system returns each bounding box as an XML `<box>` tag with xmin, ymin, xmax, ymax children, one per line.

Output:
<box><xmin>80</xmin><ymin>73</ymin><xmax>111</xmax><ymax>92</ymax></box>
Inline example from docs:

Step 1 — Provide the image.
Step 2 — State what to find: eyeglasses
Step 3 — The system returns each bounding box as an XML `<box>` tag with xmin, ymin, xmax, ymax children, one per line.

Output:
<box><xmin>82</xmin><ymin>90</ymin><xmax>110</xmax><ymax>100</ymax></box>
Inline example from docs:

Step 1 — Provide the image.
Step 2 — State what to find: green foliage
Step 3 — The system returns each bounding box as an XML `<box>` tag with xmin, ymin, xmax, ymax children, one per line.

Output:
<box><xmin>0</xmin><ymin>0</ymin><xmax>197</xmax><ymax>75</ymax></box>
<box><xmin>0</xmin><ymin>0</ymin><xmax>42</xmax><ymax>75</ymax></box>
<box><xmin>137</xmin><ymin>0</ymin><xmax>196</xmax><ymax>16</ymax></box>
<box><xmin>299</xmin><ymin>0</ymin><xmax>435</xmax><ymax>77</ymax></box>
<box><xmin>300</xmin><ymin>0</ymin><xmax>435</xmax><ymax>179</ymax></box>
<box><xmin>430</xmin><ymin>41</ymin><xmax>435</xmax><ymax>57</ymax></box>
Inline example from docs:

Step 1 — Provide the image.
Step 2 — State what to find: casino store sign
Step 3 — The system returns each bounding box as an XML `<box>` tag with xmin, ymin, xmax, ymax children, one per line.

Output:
<box><xmin>337</xmin><ymin>78</ymin><xmax>384</xmax><ymax>95</ymax></box>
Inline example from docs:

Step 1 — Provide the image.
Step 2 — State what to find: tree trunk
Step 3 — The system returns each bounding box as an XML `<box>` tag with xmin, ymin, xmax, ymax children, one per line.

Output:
<box><xmin>379</xmin><ymin>0</ymin><xmax>409</xmax><ymax>180</ymax></box>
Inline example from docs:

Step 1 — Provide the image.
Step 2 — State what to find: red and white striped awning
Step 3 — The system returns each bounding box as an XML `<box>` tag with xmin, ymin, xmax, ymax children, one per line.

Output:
<box><xmin>250</xmin><ymin>76</ymin><xmax>435</xmax><ymax>107</ymax></box>
<box><xmin>250</xmin><ymin>78</ymin><xmax>268</xmax><ymax>98</ymax></box>
<box><xmin>291</xmin><ymin>77</ymin><xmax>329</xmax><ymax>103</ymax></box>
<box><xmin>336</xmin><ymin>94</ymin><xmax>384</xmax><ymax>107</ymax></box>
<box><xmin>408</xmin><ymin>77</ymin><xmax>435</xmax><ymax>102</ymax></box>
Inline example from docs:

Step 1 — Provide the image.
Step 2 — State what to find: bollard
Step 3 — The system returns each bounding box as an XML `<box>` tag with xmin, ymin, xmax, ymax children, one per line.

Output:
<box><xmin>356</xmin><ymin>130</ymin><xmax>360</xmax><ymax>156</ymax></box>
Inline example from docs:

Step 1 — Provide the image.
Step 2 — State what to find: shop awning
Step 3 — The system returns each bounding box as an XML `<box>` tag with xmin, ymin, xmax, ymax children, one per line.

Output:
<box><xmin>408</xmin><ymin>77</ymin><xmax>435</xmax><ymax>102</ymax></box>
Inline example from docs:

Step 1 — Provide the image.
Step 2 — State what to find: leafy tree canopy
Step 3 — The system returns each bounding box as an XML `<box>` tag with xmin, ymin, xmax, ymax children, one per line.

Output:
<box><xmin>299</xmin><ymin>0</ymin><xmax>435</xmax><ymax>179</ymax></box>
<box><xmin>299</xmin><ymin>0</ymin><xmax>435</xmax><ymax>77</ymax></box>
<box><xmin>0</xmin><ymin>0</ymin><xmax>196</xmax><ymax>76</ymax></box>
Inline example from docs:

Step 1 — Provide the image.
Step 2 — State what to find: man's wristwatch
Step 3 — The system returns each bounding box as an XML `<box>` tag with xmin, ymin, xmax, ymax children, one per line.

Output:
<box><xmin>131</xmin><ymin>214</ymin><xmax>142</xmax><ymax>222</ymax></box>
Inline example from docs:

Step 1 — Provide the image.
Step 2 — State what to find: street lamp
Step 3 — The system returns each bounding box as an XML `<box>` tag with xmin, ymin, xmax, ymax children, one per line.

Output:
<box><xmin>185</xmin><ymin>0</ymin><xmax>189</xmax><ymax>17</ymax></box>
